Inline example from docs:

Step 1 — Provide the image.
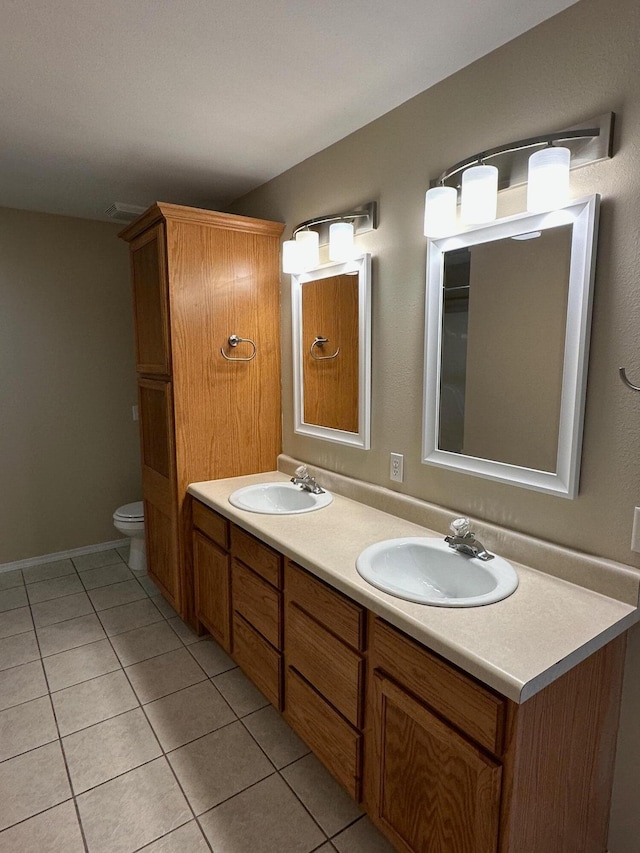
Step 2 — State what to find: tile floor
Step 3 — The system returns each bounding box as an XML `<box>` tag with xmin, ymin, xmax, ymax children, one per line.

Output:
<box><xmin>0</xmin><ymin>548</ymin><xmax>394</xmax><ymax>853</ymax></box>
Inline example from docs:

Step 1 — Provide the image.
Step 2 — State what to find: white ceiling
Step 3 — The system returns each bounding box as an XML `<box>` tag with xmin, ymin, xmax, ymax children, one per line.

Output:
<box><xmin>0</xmin><ymin>0</ymin><xmax>578</xmax><ymax>222</ymax></box>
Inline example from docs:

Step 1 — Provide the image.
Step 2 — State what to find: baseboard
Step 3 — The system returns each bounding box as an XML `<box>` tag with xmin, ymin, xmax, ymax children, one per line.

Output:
<box><xmin>0</xmin><ymin>539</ymin><xmax>129</xmax><ymax>574</ymax></box>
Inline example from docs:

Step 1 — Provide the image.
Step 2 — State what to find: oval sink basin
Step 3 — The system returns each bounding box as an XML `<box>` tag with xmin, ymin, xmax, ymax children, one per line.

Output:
<box><xmin>228</xmin><ymin>482</ymin><xmax>333</xmax><ymax>515</ymax></box>
<box><xmin>356</xmin><ymin>537</ymin><xmax>518</xmax><ymax>607</ymax></box>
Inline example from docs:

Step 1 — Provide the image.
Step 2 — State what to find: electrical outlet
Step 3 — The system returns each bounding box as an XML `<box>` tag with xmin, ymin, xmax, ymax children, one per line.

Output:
<box><xmin>632</xmin><ymin>507</ymin><xmax>640</xmax><ymax>553</ymax></box>
<box><xmin>390</xmin><ymin>452</ymin><xmax>404</xmax><ymax>483</ymax></box>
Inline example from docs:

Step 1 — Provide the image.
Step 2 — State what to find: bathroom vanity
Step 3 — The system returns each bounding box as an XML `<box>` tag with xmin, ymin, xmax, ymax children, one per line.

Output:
<box><xmin>187</xmin><ymin>470</ymin><xmax>639</xmax><ymax>853</ymax></box>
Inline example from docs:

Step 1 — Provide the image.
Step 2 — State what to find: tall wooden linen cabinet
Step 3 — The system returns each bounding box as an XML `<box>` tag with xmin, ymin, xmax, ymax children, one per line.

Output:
<box><xmin>119</xmin><ymin>203</ymin><xmax>284</xmax><ymax>624</ymax></box>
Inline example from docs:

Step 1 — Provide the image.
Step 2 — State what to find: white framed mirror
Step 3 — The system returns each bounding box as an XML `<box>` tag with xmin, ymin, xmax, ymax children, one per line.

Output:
<box><xmin>292</xmin><ymin>254</ymin><xmax>371</xmax><ymax>448</ymax></box>
<box><xmin>422</xmin><ymin>195</ymin><xmax>600</xmax><ymax>497</ymax></box>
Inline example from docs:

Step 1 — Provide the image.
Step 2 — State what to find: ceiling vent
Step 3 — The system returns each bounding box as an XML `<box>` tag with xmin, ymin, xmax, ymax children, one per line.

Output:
<box><xmin>104</xmin><ymin>202</ymin><xmax>146</xmax><ymax>222</ymax></box>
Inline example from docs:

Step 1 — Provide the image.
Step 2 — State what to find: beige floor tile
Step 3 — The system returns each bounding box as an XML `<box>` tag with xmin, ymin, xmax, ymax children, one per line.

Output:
<box><xmin>332</xmin><ymin>817</ymin><xmax>395</xmax><ymax>853</ymax></box>
<box><xmin>76</xmin><ymin>757</ymin><xmax>191</xmax><ymax>853</ymax></box>
<box><xmin>52</xmin><ymin>669</ymin><xmax>139</xmax><ymax>736</ymax></box>
<box><xmin>0</xmin><ymin>800</ymin><xmax>84</xmax><ymax>853</ymax></box>
<box><xmin>37</xmin><ymin>613</ymin><xmax>106</xmax><ymax>657</ymax></box>
<box><xmin>281</xmin><ymin>754</ymin><xmax>363</xmax><ymax>836</ymax></box>
<box><xmin>313</xmin><ymin>846</ymin><xmax>338</xmax><ymax>853</ymax></box>
<box><xmin>200</xmin><ymin>773</ymin><xmax>325</xmax><ymax>853</ymax></box>
<box><xmin>0</xmin><ymin>660</ymin><xmax>48</xmax><ymax>711</ymax></box>
<box><xmin>111</xmin><ymin>621</ymin><xmax>182</xmax><ymax>667</ymax></box>
<box><xmin>31</xmin><ymin>591</ymin><xmax>94</xmax><ymax>628</ymax></box>
<box><xmin>138</xmin><ymin>575</ymin><xmax>162</xmax><ymax>597</ymax></box>
<box><xmin>137</xmin><ymin>820</ymin><xmax>210</xmax><ymax>852</ymax></box>
<box><xmin>0</xmin><ymin>606</ymin><xmax>33</xmax><ymax>639</ymax></box>
<box><xmin>0</xmin><ymin>695</ymin><xmax>58</xmax><ymax>761</ymax></box>
<box><xmin>168</xmin><ymin>721</ymin><xmax>274</xmax><ymax>815</ymax></box>
<box><xmin>151</xmin><ymin>595</ymin><xmax>178</xmax><ymax>619</ymax></box>
<box><xmin>88</xmin><ymin>579</ymin><xmax>147</xmax><ymax>612</ymax></box>
<box><xmin>189</xmin><ymin>638</ymin><xmax>236</xmax><ymax>676</ymax></box>
<box><xmin>243</xmin><ymin>705</ymin><xmax>310</xmax><ymax>769</ymax></box>
<box><xmin>116</xmin><ymin>544</ymin><xmax>130</xmax><ymax>562</ymax></box>
<box><xmin>145</xmin><ymin>680</ymin><xmax>235</xmax><ymax>751</ymax></box>
<box><xmin>213</xmin><ymin>666</ymin><xmax>269</xmax><ymax>716</ymax></box>
<box><xmin>0</xmin><ymin>586</ymin><xmax>28</xmax><ymax>613</ymax></box>
<box><xmin>167</xmin><ymin>616</ymin><xmax>200</xmax><ymax>645</ymax></box>
<box><xmin>22</xmin><ymin>559</ymin><xmax>75</xmax><ymax>584</ymax></box>
<box><xmin>0</xmin><ymin>631</ymin><xmax>39</xmax><ymax>671</ymax></box>
<box><xmin>63</xmin><ymin>707</ymin><xmax>162</xmax><ymax>794</ymax></box>
<box><xmin>0</xmin><ymin>741</ymin><xmax>71</xmax><ymax>831</ymax></box>
<box><xmin>126</xmin><ymin>647</ymin><xmax>207</xmax><ymax>704</ymax></box>
<box><xmin>72</xmin><ymin>549</ymin><xmax>124</xmax><ymax>572</ymax></box>
<box><xmin>26</xmin><ymin>574</ymin><xmax>83</xmax><ymax>605</ymax></box>
<box><xmin>0</xmin><ymin>570</ymin><xmax>23</xmax><ymax>591</ymax></box>
<box><xmin>44</xmin><ymin>638</ymin><xmax>120</xmax><ymax>692</ymax></box>
<box><xmin>98</xmin><ymin>597</ymin><xmax>164</xmax><ymax>636</ymax></box>
<box><xmin>79</xmin><ymin>562</ymin><xmax>135</xmax><ymax>589</ymax></box>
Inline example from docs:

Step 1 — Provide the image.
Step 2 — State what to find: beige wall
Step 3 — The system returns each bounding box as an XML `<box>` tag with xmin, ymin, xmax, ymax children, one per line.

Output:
<box><xmin>228</xmin><ymin>0</ymin><xmax>640</xmax><ymax>847</ymax></box>
<box><xmin>0</xmin><ymin>206</ymin><xmax>141</xmax><ymax>563</ymax></box>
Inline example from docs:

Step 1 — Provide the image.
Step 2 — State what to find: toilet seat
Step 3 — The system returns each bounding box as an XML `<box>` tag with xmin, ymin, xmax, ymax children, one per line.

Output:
<box><xmin>113</xmin><ymin>501</ymin><xmax>144</xmax><ymax>522</ymax></box>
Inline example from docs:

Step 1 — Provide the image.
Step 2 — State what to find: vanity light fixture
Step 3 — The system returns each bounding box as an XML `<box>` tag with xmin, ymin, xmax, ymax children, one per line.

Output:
<box><xmin>282</xmin><ymin>201</ymin><xmax>377</xmax><ymax>274</ymax></box>
<box><xmin>423</xmin><ymin>112</ymin><xmax>613</xmax><ymax>237</ymax></box>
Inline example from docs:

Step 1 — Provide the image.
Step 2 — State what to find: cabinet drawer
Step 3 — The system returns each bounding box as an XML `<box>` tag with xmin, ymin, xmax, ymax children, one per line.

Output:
<box><xmin>232</xmin><ymin>612</ymin><xmax>282</xmax><ymax>710</ymax></box>
<box><xmin>285</xmin><ymin>667</ymin><xmax>362</xmax><ymax>801</ymax></box>
<box><xmin>231</xmin><ymin>526</ymin><xmax>282</xmax><ymax>588</ymax></box>
<box><xmin>233</xmin><ymin>559</ymin><xmax>281</xmax><ymax>649</ymax></box>
<box><xmin>286</xmin><ymin>602</ymin><xmax>363</xmax><ymax>727</ymax></box>
<box><xmin>192</xmin><ymin>500</ymin><xmax>229</xmax><ymax>550</ymax></box>
<box><xmin>286</xmin><ymin>561</ymin><xmax>365</xmax><ymax>651</ymax></box>
<box><xmin>371</xmin><ymin>619</ymin><xmax>507</xmax><ymax>755</ymax></box>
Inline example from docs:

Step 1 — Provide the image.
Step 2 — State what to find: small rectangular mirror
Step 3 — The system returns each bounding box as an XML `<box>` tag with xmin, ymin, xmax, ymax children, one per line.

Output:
<box><xmin>292</xmin><ymin>255</ymin><xmax>371</xmax><ymax>448</ymax></box>
<box><xmin>422</xmin><ymin>195</ymin><xmax>600</xmax><ymax>497</ymax></box>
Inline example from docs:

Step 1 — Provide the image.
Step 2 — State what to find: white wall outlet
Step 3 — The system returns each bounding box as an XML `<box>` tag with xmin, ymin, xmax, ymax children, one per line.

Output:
<box><xmin>632</xmin><ymin>507</ymin><xmax>640</xmax><ymax>553</ymax></box>
<box><xmin>390</xmin><ymin>452</ymin><xmax>404</xmax><ymax>483</ymax></box>
<box><xmin>132</xmin><ymin>405</ymin><xmax>139</xmax><ymax>422</ymax></box>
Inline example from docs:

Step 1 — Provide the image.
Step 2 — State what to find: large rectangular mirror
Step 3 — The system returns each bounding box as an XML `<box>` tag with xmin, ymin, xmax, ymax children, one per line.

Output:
<box><xmin>422</xmin><ymin>195</ymin><xmax>600</xmax><ymax>497</ymax></box>
<box><xmin>292</xmin><ymin>254</ymin><xmax>371</xmax><ymax>448</ymax></box>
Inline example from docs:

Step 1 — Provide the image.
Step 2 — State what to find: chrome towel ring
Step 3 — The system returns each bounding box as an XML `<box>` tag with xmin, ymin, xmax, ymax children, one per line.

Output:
<box><xmin>619</xmin><ymin>367</ymin><xmax>640</xmax><ymax>392</ymax></box>
<box><xmin>221</xmin><ymin>334</ymin><xmax>257</xmax><ymax>362</ymax></box>
<box><xmin>310</xmin><ymin>336</ymin><xmax>340</xmax><ymax>361</ymax></box>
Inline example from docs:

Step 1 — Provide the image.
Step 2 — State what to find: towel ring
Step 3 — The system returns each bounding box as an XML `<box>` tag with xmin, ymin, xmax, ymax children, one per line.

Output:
<box><xmin>619</xmin><ymin>367</ymin><xmax>640</xmax><ymax>392</ymax></box>
<box><xmin>310</xmin><ymin>336</ymin><xmax>340</xmax><ymax>361</ymax></box>
<box><xmin>221</xmin><ymin>334</ymin><xmax>257</xmax><ymax>362</ymax></box>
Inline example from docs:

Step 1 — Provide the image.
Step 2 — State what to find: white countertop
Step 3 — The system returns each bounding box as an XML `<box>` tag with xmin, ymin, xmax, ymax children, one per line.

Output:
<box><xmin>188</xmin><ymin>471</ymin><xmax>639</xmax><ymax>703</ymax></box>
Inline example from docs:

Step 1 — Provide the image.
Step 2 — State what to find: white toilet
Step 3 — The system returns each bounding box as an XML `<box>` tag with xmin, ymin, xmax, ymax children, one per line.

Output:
<box><xmin>113</xmin><ymin>501</ymin><xmax>146</xmax><ymax>572</ymax></box>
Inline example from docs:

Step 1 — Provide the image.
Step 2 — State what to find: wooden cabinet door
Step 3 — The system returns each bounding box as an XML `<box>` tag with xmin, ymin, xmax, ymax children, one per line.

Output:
<box><xmin>367</xmin><ymin>672</ymin><xmax>502</xmax><ymax>853</ymax></box>
<box><xmin>193</xmin><ymin>531</ymin><xmax>231</xmax><ymax>651</ymax></box>
<box><xmin>131</xmin><ymin>224</ymin><xmax>171</xmax><ymax>375</ymax></box>
<box><xmin>144</xmin><ymin>500</ymin><xmax>179</xmax><ymax>607</ymax></box>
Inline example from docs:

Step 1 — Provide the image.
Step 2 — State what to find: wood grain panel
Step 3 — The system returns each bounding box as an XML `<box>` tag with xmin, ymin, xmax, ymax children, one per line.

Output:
<box><xmin>232</xmin><ymin>612</ymin><xmax>282</xmax><ymax>709</ymax></box>
<box><xmin>368</xmin><ymin>672</ymin><xmax>501</xmax><ymax>853</ymax></box>
<box><xmin>286</xmin><ymin>602</ymin><xmax>363</xmax><ymax>727</ymax></box>
<box><xmin>232</xmin><ymin>559</ymin><xmax>281</xmax><ymax>649</ymax></box>
<box><xmin>371</xmin><ymin>618</ymin><xmax>506</xmax><ymax>754</ymax></box>
<box><xmin>302</xmin><ymin>274</ymin><xmax>359</xmax><ymax>433</ymax></box>
<box><xmin>231</xmin><ymin>525</ymin><xmax>282</xmax><ymax>588</ymax></box>
<box><xmin>194</xmin><ymin>531</ymin><xmax>231</xmax><ymax>651</ymax></box>
<box><xmin>192</xmin><ymin>500</ymin><xmax>229</xmax><ymax>550</ymax></box>
<box><xmin>285</xmin><ymin>561</ymin><xmax>365</xmax><ymax>651</ymax></box>
<box><xmin>144</xmin><ymin>500</ymin><xmax>178</xmax><ymax>606</ymax></box>
<box><xmin>285</xmin><ymin>667</ymin><xmax>362</xmax><ymax>800</ymax></box>
<box><xmin>498</xmin><ymin>634</ymin><xmax>626</xmax><ymax>853</ymax></box>
<box><xmin>138</xmin><ymin>378</ymin><xmax>174</xmax><ymax>479</ymax></box>
<box><xmin>130</xmin><ymin>225</ymin><xmax>170</xmax><ymax>375</ymax></box>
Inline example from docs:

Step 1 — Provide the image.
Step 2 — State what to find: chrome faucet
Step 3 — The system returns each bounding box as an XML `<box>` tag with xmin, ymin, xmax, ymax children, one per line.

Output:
<box><xmin>290</xmin><ymin>465</ymin><xmax>325</xmax><ymax>495</ymax></box>
<box><xmin>444</xmin><ymin>517</ymin><xmax>494</xmax><ymax>561</ymax></box>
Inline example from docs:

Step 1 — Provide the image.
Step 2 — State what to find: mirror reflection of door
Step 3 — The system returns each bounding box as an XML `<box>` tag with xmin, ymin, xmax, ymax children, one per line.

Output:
<box><xmin>302</xmin><ymin>274</ymin><xmax>359</xmax><ymax>433</ymax></box>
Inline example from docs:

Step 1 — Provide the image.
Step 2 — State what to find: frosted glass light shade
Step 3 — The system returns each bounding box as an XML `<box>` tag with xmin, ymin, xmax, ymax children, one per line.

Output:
<box><xmin>424</xmin><ymin>186</ymin><xmax>458</xmax><ymax>237</ymax></box>
<box><xmin>282</xmin><ymin>239</ymin><xmax>305</xmax><ymax>274</ymax></box>
<box><xmin>460</xmin><ymin>164</ymin><xmax>498</xmax><ymax>224</ymax></box>
<box><xmin>329</xmin><ymin>221</ymin><xmax>355</xmax><ymax>261</ymax></box>
<box><xmin>527</xmin><ymin>146</ymin><xmax>571</xmax><ymax>212</ymax></box>
<box><xmin>295</xmin><ymin>230</ymin><xmax>320</xmax><ymax>270</ymax></box>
